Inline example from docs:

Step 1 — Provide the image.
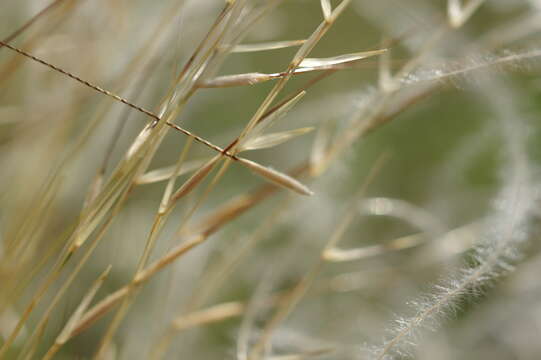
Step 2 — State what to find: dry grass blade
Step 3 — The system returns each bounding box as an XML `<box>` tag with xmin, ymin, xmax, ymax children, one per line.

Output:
<box><xmin>231</xmin><ymin>39</ymin><xmax>306</xmax><ymax>53</ymax></box>
<box><xmin>323</xmin><ymin>233</ymin><xmax>427</xmax><ymax>262</ymax></box>
<box><xmin>232</xmin><ymin>0</ymin><xmax>351</xmax><ymax>153</ymax></box>
<box><xmin>0</xmin><ymin>35</ymin><xmax>239</xmax><ymax>162</ymax></box>
<box><xmin>299</xmin><ymin>49</ymin><xmax>387</xmax><ymax>68</ymax></box>
<box><xmin>269</xmin><ymin>348</ymin><xmax>335</xmax><ymax>360</ymax></box>
<box><xmin>320</xmin><ymin>0</ymin><xmax>332</xmax><ymax>21</ymax></box>
<box><xmin>199</xmin><ymin>58</ymin><xmax>377</xmax><ymax>89</ymax></box>
<box><xmin>42</xmin><ymin>266</ymin><xmax>112</xmax><ymax>360</ymax></box>
<box><xmin>71</xmin><ymin>234</ymin><xmax>207</xmax><ymax>340</ymax></box>
<box><xmin>240</xmin><ymin>127</ymin><xmax>314</xmax><ymax>151</ymax></box>
<box><xmin>0</xmin><ymin>0</ymin><xmax>66</xmax><ymax>45</ymax></box>
<box><xmin>172</xmin><ymin>301</ymin><xmax>245</xmax><ymax>331</ymax></box>
<box><xmin>170</xmin><ymin>155</ymin><xmax>221</xmax><ymax>202</ymax></box>
<box><xmin>135</xmin><ymin>158</ymin><xmax>207</xmax><ymax>185</ymax></box>
<box><xmin>309</xmin><ymin>119</ymin><xmax>334</xmax><ymax>176</ymax></box>
<box><xmin>193</xmin><ymin>176</ymin><xmax>283</xmax><ymax>237</ymax></box>
<box><xmin>3</xmin><ymin>0</ymin><xmax>529</xmax><ymax>358</ymax></box>
<box><xmin>323</xmin><ymin>196</ymin><xmax>443</xmax><ymax>262</ymax></box>
<box><xmin>134</xmin><ymin>234</ymin><xmax>207</xmax><ymax>285</ymax></box>
<box><xmin>448</xmin><ymin>0</ymin><xmax>485</xmax><ymax>28</ymax></box>
<box><xmin>237</xmin><ymin>157</ymin><xmax>313</xmax><ymax>196</ymax></box>
<box><xmin>198</xmin><ymin>72</ymin><xmax>275</xmax><ymax>88</ymax></box>
<box><xmin>244</xmin><ymin>91</ymin><xmax>306</xmax><ymax>143</ymax></box>
<box><xmin>0</xmin><ymin>40</ymin><xmax>161</xmax><ymax>123</ymax></box>
<box><xmin>378</xmin><ymin>47</ymin><xmax>397</xmax><ymax>93</ymax></box>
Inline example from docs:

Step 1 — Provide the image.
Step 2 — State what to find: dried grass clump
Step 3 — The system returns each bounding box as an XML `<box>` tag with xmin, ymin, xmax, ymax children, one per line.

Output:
<box><xmin>1</xmin><ymin>0</ymin><xmax>541</xmax><ymax>359</ymax></box>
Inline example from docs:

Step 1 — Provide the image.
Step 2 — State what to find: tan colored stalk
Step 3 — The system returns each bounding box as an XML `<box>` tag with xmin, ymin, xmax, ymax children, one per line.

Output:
<box><xmin>42</xmin><ymin>266</ymin><xmax>111</xmax><ymax>360</ymax></box>
<box><xmin>246</xmin><ymin>153</ymin><xmax>388</xmax><ymax>360</ymax></box>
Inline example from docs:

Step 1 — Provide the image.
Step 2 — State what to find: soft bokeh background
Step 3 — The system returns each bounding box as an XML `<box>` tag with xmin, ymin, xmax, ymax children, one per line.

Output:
<box><xmin>1</xmin><ymin>0</ymin><xmax>541</xmax><ymax>359</ymax></box>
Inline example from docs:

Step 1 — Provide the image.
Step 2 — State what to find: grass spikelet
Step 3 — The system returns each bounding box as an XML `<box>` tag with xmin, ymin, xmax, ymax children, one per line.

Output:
<box><xmin>170</xmin><ymin>155</ymin><xmax>221</xmax><ymax>202</ymax></box>
<box><xmin>299</xmin><ymin>49</ymin><xmax>387</xmax><ymax>68</ymax></box>
<box><xmin>237</xmin><ymin>157</ymin><xmax>314</xmax><ymax>196</ymax></box>
<box><xmin>172</xmin><ymin>301</ymin><xmax>245</xmax><ymax>331</ymax></box>
<box><xmin>198</xmin><ymin>72</ymin><xmax>275</xmax><ymax>88</ymax></box>
<box><xmin>240</xmin><ymin>127</ymin><xmax>314</xmax><ymax>151</ymax></box>
<box><xmin>135</xmin><ymin>158</ymin><xmax>208</xmax><ymax>185</ymax></box>
<box><xmin>231</xmin><ymin>40</ymin><xmax>306</xmax><ymax>53</ymax></box>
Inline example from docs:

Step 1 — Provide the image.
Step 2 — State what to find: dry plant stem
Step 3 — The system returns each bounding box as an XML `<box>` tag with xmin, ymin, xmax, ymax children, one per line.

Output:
<box><xmin>12</xmin><ymin>100</ymin><xmax>155</xmax><ymax>352</ymax></box>
<box><xmin>0</xmin><ymin>0</ymin><xmax>78</xmax><ymax>85</ymax></box>
<box><xmin>150</xmin><ymin>291</ymin><xmax>291</xmax><ymax>360</ymax></box>
<box><xmin>95</xmin><ymin>155</ymin><xmax>232</xmax><ymax>358</ymax></box>
<box><xmin>29</xmin><ymin>6</ymin><xmax>247</xmax><ymax>347</ymax></box>
<box><xmin>0</xmin><ymin>19</ymin><xmax>363</xmax><ymax>177</ymax></box>
<box><xmin>93</xmin><ymin>62</ymin><xmax>341</xmax><ymax>354</ymax></box>
<box><xmin>320</xmin><ymin>30</ymin><xmax>446</xmax><ymax>173</ymax></box>
<box><xmin>4</xmin><ymin>172</ymin><xmax>62</xmax><ymax>259</ymax></box>
<box><xmin>94</xmin><ymin>5</ymin><xmax>247</xmax><ymax>336</ymax></box>
<box><xmin>160</xmin><ymin>138</ymin><xmax>195</xmax><ymax>213</ymax></box>
<box><xmin>151</xmin><ymin>198</ymin><xmax>291</xmax><ymax>359</ymax></box>
<box><xmin>0</xmin><ymin>40</ymin><xmax>160</xmax><ymax>122</ymax></box>
<box><xmin>175</xmin><ymin>157</ymin><xmax>233</xmax><ymax>236</ymax></box>
<box><xmin>69</xmin><ymin>175</ymin><xmax>288</xmax><ymax>342</ymax></box>
<box><xmin>232</xmin><ymin>0</ymin><xmax>352</xmax><ymax>154</ymax></box>
<box><xmin>186</xmin><ymin>198</ymin><xmax>290</xmax><ymax>311</ymax></box>
<box><xmin>0</xmin><ymin>39</ymin><xmax>241</xmax><ymax>162</ymax></box>
<box><xmin>93</xmin><ymin>146</ymin><xmax>197</xmax><ymax>358</ymax></box>
<box><xmin>42</xmin><ymin>266</ymin><xmax>112</xmax><ymax>360</ymax></box>
<box><xmin>171</xmin><ymin>2</ymin><xmax>233</xmax><ymax>89</ymax></box>
<box><xmin>0</xmin><ymin>0</ymin><xmax>83</xmax><ymax>269</ymax></box>
<box><xmin>78</xmin><ymin>71</ymin><xmax>426</xmax><ymax>336</ymax></box>
<box><xmin>0</xmin><ymin>0</ymin><xmax>67</xmax><ymax>45</ymax></box>
<box><xmin>248</xmin><ymin>263</ymin><xmax>324</xmax><ymax>360</ymax></box>
<box><xmin>0</xmin><ymin>0</ymin><xmax>186</xmax><ymax>353</ymax></box>
<box><xmin>371</xmin><ymin>4</ymin><xmax>492</xmax><ymax>357</ymax></box>
<box><xmin>60</xmin><ymin>58</ymin><xmax>427</xmax><ymax>345</ymax></box>
<box><xmin>247</xmin><ymin>154</ymin><xmax>388</xmax><ymax>360</ymax></box>
<box><xmin>14</xmin><ymin>188</ymin><xmax>133</xmax><ymax>360</ymax></box>
<box><xmin>0</xmin><ymin>257</ymin><xmax>63</xmax><ymax>358</ymax></box>
<box><xmin>269</xmin><ymin>348</ymin><xmax>335</xmax><ymax>360</ymax></box>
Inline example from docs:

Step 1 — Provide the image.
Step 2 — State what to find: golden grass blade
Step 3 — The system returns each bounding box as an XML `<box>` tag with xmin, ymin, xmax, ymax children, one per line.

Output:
<box><xmin>170</xmin><ymin>155</ymin><xmax>221</xmax><ymax>203</ymax></box>
<box><xmin>378</xmin><ymin>47</ymin><xmax>397</xmax><ymax>93</ymax></box>
<box><xmin>199</xmin><ymin>58</ymin><xmax>376</xmax><ymax>89</ymax></box>
<box><xmin>0</xmin><ymin>0</ymin><xmax>66</xmax><ymax>45</ymax></box>
<box><xmin>240</xmin><ymin>127</ymin><xmax>314</xmax><ymax>151</ymax></box>
<box><xmin>233</xmin><ymin>0</ymin><xmax>351</xmax><ymax>153</ymax></box>
<box><xmin>134</xmin><ymin>234</ymin><xmax>207</xmax><ymax>285</ymax></box>
<box><xmin>237</xmin><ymin>158</ymin><xmax>313</xmax><ymax>196</ymax></box>
<box><xmin>194</xmin><ymin>180</ymin><xmax>278</xmax><ymax>237</ymax></box>
<box><xmin>198</xmin><ymin>72</ymin><xmax>274</xmax><ymax>88</ymax></box>
<box><xmin>320</xmin><ymin>0</ymin><xmax>332</xmax><ymax>21</ymax></box>
<box><xmin>269</xmin><ymin>348</ymin><xmax>335</xmax><ymax>360</ymax></box>
<box><xmin>67</xmin><ymin>169</ymin><xmax>308</xmax><ymax>341</ymax></box>
<box><xmin>299</xmin><ymin>49</ymin><xmax>387</xmax><ymax>68</ymax></box>
<box><xmin>57</xmin><ymin>267</ymin><xmax>111</xmax><ymax>344</ymax></box>
<box><xmin>159</xmin><ymin>138</ymin><xmax>194</xmax><ymax>214</ymax></box>
<box><xmin>172</xmin><ymin>301</ymin><xmax>245</xmax><ymax>331</ymax></box>
<box><xmin>231</xmin><ymin>40</ymin><xmax>306</xmax><ymax>53</ymax></box>
<box><xmin>70</xmin><ymin>288</ymin><xmax>130</xmax><ymax>339</ymax></box>
<box><xmin>448</xmin><ymin>0</ymin><xmax>485</xmax><ymax>28</ymax></box>
<box><xmin>135</xmin><ymin>158</ymin><xmax>207</xmax><ymax>185</ymax></box>
<box><xmin>42</xmin><ymin>266</ymin><xmax>111</xmax><ymax>360</ymax></box>
<box><xmin>309</xmin><ymin>120</ymin><xmax>334</xmax><ymax>176</ymax></box>
<box><xmin>323</xmin><ymin>233</ymin><xmax>427</xmax><ymax>262</ymax></box>
<box><xmin>247</xmin><ymin>91</ymin><xmax>306</xmax><ymax>140</ymax></box>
